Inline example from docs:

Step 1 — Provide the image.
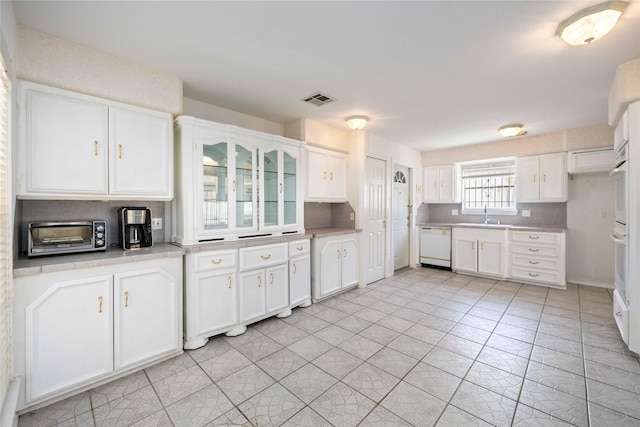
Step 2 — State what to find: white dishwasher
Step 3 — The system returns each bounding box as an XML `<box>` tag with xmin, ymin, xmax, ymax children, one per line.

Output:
<box><xmin>420</xmin><ymin>227</ymin><xmax>452</xmax><ymax>269</ymax></box>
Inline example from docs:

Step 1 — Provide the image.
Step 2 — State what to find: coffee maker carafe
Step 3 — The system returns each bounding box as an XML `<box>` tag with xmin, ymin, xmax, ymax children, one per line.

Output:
<box><xmin>118</xmin><ymin>207</ymin><xmax>153</xmax><ymax>250</ymax></box>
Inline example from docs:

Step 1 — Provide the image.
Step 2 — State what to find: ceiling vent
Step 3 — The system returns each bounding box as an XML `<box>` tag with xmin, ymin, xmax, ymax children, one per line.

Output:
<box><xmin>301</xmin><ymin>92</ymin><xmax>336</xmax><ymax>107</ymax></box>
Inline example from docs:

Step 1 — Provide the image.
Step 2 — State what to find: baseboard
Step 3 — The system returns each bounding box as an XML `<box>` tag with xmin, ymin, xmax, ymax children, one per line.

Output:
<box><xmin>1</xmin><ymin>377</ymin><xmax>21</xmax><ymax>427</ymax></box>
<box><xmin>567</xmin><ymin>280</ymin><xmax>614</xmax><ymax>290</ymax></box>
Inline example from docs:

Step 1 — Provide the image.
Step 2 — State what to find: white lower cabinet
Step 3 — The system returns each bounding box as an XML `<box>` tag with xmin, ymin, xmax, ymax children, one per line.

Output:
<box><xmin>15</xmin><ymin>256</ymin><xmax>183</xmax><ymax>410</ymax></box>
<box><xmin>312</xmin><ymin>233</ymin><xmax>359</xmax><ymax>301</ymax></box>
<box><xmin>452</xmin><ymin>228</ymin><xmax>507</xmax><ymax>278</ymax></box>
<box><xmin>183</xmin><ymin>239</ymin><xmax>311</xmax><ymax>349</ymax></box>
<box><xmin>508</xmin><ymin>230</ymin><xmax>566</xmax><ymax>289</ymax></box>
<box><xmin>289</xmin><ymin>240</ymin><xmax>311</xmax><ymax>307</ymax></box>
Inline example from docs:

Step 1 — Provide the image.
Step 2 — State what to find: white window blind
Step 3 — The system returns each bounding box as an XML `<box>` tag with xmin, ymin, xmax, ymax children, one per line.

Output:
<box><xmin>0</xmin><ymin>54</ymin><xmax>11</xmax><ymax>407</ymax></box>
<box><xmin>461</xmin><ymin>160</ymin><xmax>516</xmax><ymax>211</ymax></box>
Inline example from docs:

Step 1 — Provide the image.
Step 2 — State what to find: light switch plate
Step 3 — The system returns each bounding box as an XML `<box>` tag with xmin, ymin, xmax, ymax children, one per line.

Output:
<box><xmin>522</xmin><ymin>210</ymin><xmax>531</xmax><ymax>217</ymax></box>
<box><xmin>452</xmin><ymin>209</ymin><xmax>458</xmax><ymax>216</ymax></box>
<box><xmin>152</xmin><ymin>218</ymin><xmax>163</xmax><ymax>230</ymax></box>
<box><xmin>350</xmin><ymin>212</ymin><xmax>355</xmax><ymax>221</ymax></box>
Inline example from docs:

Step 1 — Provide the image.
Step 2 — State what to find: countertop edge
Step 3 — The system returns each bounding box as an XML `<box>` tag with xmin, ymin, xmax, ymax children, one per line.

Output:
<box><xmin>306</xmin><ymin>228</ymin><xmax>362</xmax><ymax>238</ymax></box>
<box><xmin>418</xmin><ymin>223</ymin><xmax>567</xmax><ymax>233</ymax></box>
<box><xmin>14</xmin><ymin>243</ymin><xmax>185</xmax><ymax>277</ymax></box>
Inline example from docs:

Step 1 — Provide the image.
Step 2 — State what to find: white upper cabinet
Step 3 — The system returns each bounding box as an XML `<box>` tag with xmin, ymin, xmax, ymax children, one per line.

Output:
<box><xmin>173</xmin><ymin>116</ymin><xmax>305</xmax><ymax>245</ymax></box>
<box><xmin>17</xmin><ymin>81</ymin><xmax>173</xmax><ymax>200</ymax></box>
<box><xmin>305</xmin><ymin>146</ymin><xmax>347</xmax><ymax>202</ymax></box>
<box><xmin>108</xmin><ymin>107</ymin><xmax>173</xmax><ymax>197</ymax></box>
<box><xmin>516</xmin><ymin>153</ymin><xmax>567</xmax><ymax>202</ymax></box>
<box><xmin>422</xmin><ymin>165</ymin><xmax>458</xmax><ymax>203</ymax></box>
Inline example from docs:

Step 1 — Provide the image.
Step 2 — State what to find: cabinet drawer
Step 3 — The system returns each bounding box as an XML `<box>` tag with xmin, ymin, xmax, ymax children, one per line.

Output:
<box><xmin>511</xmin><ymin>267</ymin><xmax>559</xmax><ymax>284</ymax></box>
<box><xmin>511</xmin><ymin>244</ymin><xmax>559</xmax><ymax>257</ymax></box>
<box><xmin>193</xmin><ymin>250</ymin><xmax>237</xmax><ymax>273</ymax></box>
<box><xmin>289</xmin><ymin>239</ymin><xmax>310</xmax><ymax>256</ymax></box>
<box><xmin>511</xmin><ymin>255</ymin><xmax>559</xmax><ymax>271</ymax></box>
<box><xmin>511</xmin><ymin>231</ymin><xmax>561</xmax><ymax>245</ymax></box>
<box><xmin>240</xmin><ymin>243</ymin><xmax>288</xmax><ymax>271</ymax></box>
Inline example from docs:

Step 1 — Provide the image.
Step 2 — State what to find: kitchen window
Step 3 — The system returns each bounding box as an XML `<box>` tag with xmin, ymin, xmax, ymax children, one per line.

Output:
<box><xmin>461</xmin><ymin>159</ymin><xmax>516</xmax><ymax>215</ymax></box>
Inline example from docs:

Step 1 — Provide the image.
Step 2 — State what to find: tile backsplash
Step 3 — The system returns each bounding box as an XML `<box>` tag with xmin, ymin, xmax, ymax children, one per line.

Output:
<box><xmin>417</xmin><ymin>202</ymin><xmax>567</xmax><ymax>228</ymax></box>
<box><xmin>304</xmin><ymin>202</ymin><xmax>356</xmax><ymax>230</ymax></box>
<box><xmin>16</xmin><ymin>200</ymin><xmax>168</xmax><ymax>257</ymax></box>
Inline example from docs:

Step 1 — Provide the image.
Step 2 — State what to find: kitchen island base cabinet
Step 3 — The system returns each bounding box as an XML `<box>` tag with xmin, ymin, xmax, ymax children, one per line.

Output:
<box><xmin>14</xmin><ymin>257</ymin><xmax>183</xmax><ymax>411</ymax></box>
<box><xmin>509</xmin><ymin>230</ymin><xmax>566</xmax><ymax>289</ymax></box>
<box><xmin>312</xmin><ymin>233</ymin><xmax>359</xmax><ymax>301</ymax></box>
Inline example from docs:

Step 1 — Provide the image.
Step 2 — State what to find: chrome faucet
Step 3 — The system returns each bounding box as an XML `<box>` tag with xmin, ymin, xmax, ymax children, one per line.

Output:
<box><xmin>484</xmin><ymin>206</ymin><xmax>491</xmax><ymax>224</ymax></box>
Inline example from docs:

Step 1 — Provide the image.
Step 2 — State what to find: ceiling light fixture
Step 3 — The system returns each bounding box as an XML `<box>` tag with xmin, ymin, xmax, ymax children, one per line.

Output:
<box><xmin>556</xmin><ymin>1</ymin><xmax>628</xmax><ymax>46</ymax></box>
<box><xmin>498</xmin><ymin>124</ymin><xmax>527</xmax><ymax>138</ymax></box>
<box><xmin>346</xmin><ymin>115</ymin><xmax>368</xmax><ymax>130</ymax></box>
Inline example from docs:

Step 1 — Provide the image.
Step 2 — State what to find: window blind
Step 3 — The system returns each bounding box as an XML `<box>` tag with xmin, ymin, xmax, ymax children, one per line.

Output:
<box><xmin>0</xmin><ymin>54</ymin><xmax>12</xmax><ymax>407</ymax></box>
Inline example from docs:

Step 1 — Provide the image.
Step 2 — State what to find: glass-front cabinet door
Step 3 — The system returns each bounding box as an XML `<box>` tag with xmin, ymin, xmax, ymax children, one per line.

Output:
<box><xmin>261</xmin><ymin>149</ymin><xmax>279</xmax><ymax>228</ymax></box>
<box><xmin>259</xmin><ymin>139</ymin><xmax>303</xmax><ymax>233</ymax></box>
<box><xmin>196</xmin><ymin>137</ymin><xmax>258</xmax><ymax>239</ymax></box>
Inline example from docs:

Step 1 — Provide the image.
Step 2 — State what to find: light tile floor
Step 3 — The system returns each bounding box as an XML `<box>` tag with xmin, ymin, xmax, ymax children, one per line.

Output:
<box><xmin>19</xmin><ymin>267</ymin><xmax>640</xmax><ymax>426</ymax></box>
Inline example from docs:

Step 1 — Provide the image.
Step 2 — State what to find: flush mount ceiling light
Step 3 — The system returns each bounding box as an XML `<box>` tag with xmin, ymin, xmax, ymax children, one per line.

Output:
<box><xmin>346</xmin><ymin>115</ymin><xmax>369</xmax><ymax>130</ymax></box>
<box><xmin>498</xmin><ymin>124</ymin><xmax>527</xmax><ymax>138</ymax></box>
<box><xmin>556</xmin><ymin>1</ymin><xmax>628</xmax><ymax>46</ymax></box>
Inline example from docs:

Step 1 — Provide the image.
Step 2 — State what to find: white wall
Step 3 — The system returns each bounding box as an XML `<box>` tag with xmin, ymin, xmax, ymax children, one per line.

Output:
<box><xmin>16</xmin><ymin>26</ymin><xmax>182</xmax><ymax>115</ymax></box>
<box><xmin>421</xmin><ymin>124</ymin><xmax>613</xmax><ymax>166</ymax></box>
<box><xmin>567</xmin><ymin>173</ymin><xmax>615</xmax><ymax>288</ymax></box>
<box><xmin>284</xmin><ymin>118</ymin><xmax>350</xmax><ymax>152</ymax></box>
<box><xmin>183</xmin><ymin>97</ymin><xmax>284</xmax><ymax>135</ymax></box>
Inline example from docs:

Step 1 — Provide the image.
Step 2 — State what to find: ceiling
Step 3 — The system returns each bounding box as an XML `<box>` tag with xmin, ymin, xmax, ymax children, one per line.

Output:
<box><xmin>12</xmin><ymin>1</ymin><xmax>640</xmax><ymax>152</ymax></box>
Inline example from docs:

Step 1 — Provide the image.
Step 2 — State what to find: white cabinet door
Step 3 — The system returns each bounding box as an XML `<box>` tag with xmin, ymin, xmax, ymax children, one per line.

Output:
<box><xmin>327</xmin><ymin>153</ymin><xmax>347</xmax><ymax>200</ymax></box>
<box><xmin>539</xmin><ymin>154</ymin><xmax>566</xmax><ymax>201</ymax></box>
<box><xmin>423</xmin><ymin>165</ymin><xmax>457</xmax><ymax>202</ymax></box>
<box><xmin>114</xmin><ymin>268</ymin><xmax>180</xmax><ymax>370</ymax></box>
<box><xmin>192</xmin><ymin>270</ymin><xmax>238</xmax><ymax>337</ymax></box>
<box><xmin>319</xmin><ymin>240</ymin><xmax>343</xmax><ymax>296</ymax></box>
<box><xmin>305</xmin><ymin>147</ymin><xmax>347</xmax><ymax>202</ymax></box>
<box><xmin>239</xmin><ymin>270</ymin><xmax>266</xmax><ymax>323</ymax></box>
<box><xmin>422</xmin><ymin>167</ymin><xmax>439</xmax><ymax>202</ymax></box>
<box><xmin>516</xmin><ymin>156</ymin><xmax>540</xmax><ymax>202</ymax></box>
<box><xmin>266</xmin><ymin>264</ymin><xmax>289</xmax><ymax>313</ymax></box>
<box><xmin>290</xmin><ymin>256</ymin><xmax>310</xmax><ymax>307</ymax></box>
<box><xmin>478</xmin><ymin>240</ymin><xmax>504</xmax><ymax>277</ymax></box>
<box><xmin>26</xmin><ymin>276</ymin><xmax>113</xmax><ymax>401</ymax></box>
<box><xmin>341</xmin><ymin>237</ymin><xmax>359</xmax><ymax>287</ymax></box>
<box><xmin>438</xmin><ymin>165</ymin><xmax>457</xmax><ymax>202</ymax></box>
<box><xmin>281</xmin><ymin>143</ymin><xmax>304</xmax><ymax>232</ymax></box>
<box><xmin>306</xmin><ymin>149</ymin><xmax>328</xmax><ymax>200</ymax></box>
<box><xmin>26</xmin><ymin>89</ymin><xmax>109</xmax><ymax>195</ymax></box>
<box><xmin>516</xmin><ymin>153</ymin><xmax>566</xmax><ymax>202</ymax></box>
<box><xmin>453</xmin><ymin>238</ymin><xmax>477</xmax><ymax>273</ymax></box>
<box><xmin>109</xmin><ymin>107</ymin><xmax>172</xmax><ymax>197</ymax></box>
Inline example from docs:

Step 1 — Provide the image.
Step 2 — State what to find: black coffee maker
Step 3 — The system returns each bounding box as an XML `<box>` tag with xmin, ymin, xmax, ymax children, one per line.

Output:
<box><xmin>118</xmin><ymin>207</ymin><xmax>153</xmax><ymax>250</ymax></box>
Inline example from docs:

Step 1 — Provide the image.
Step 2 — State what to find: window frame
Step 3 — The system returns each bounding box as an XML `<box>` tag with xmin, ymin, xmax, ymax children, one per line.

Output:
<box><xmin>459</xmin><ymin>158</ymin><xmax>518</xmax><ymax>216</ymax></box>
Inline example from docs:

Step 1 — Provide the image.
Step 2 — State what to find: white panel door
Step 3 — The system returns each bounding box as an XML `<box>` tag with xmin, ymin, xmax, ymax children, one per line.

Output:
<box><xmin>423</xmin><ymin>167</ymin><xmax>439</xmax><ymax>202</ymax></box>
<box><xmin>366</xmin><ymin>157</ymin><xmax>386</xmax><ymax>284</ymax></box>
<box><xmin>306</xmin><ymin>149</ymin><xmax>327</xmax><ymax>200</ymax></box>
<box><xmin>393</xmin><ymin>166</ymin><xmax>410</xmax><ymax>270</ymax></box>
<box><xmin>27</xmin><ymin>276</ymin><xmax>113</xmax><ymax>401</ymax></box>
<box><xmin>239</xmin><ymin>270</ymin><xmax>267</xmax><ymax>323</ymax></box>
<box><xmin>453</xmin><ymin>238</ymin><xmax>477</xmax><ymax>273</ymax></box>
<box><xmin>192</xmin><ymin>270</ymin><xmax>238</xmax><ymax>337</ymax></box>
<box><xmin>516</xmin><ymin>156</ymin><xmax>540</xmax><ymax>202</ymax></box>
<box><xmin>342</xmin><ymin>237</ymin><xmax>359</xmax><ymax>287</ymax></box>
<box><xmin>539</xmin><ymin>153</ymin><xmax>566</xmax><ymax>201</ymax></box>
<box><xmin>477</xmin><ymin>241</ymin><xmax>504</xmax><ymax>277</ymax></box>
<box><xmin>266</xmin><ymin>264</ymin><xmax>289</xmax><ymax>313</ymax></box>
<box><xmin>114</xmin><ymin>268</ymin><xmax>179</xmax><ymax>370</ymax></box>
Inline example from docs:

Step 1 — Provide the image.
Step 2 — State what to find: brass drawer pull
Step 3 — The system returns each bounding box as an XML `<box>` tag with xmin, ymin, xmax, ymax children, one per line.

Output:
<box><xmin>270</xmin><ymin>273</ymin><xmax>274</xmax><ymax>284</ymax></box>
<box><xmin>528</xmin><ymin>248</ymin><xmax>539</xmax><ymax>252</ymax></box>
<box><xmin>528</xmin><ymin>260</ymin><xmax>539</xmax><ymax>265</ymax></box>
<box><xmin>228</xmin><ymin>276</ymin><xmax>232</xmax><ymax>289</ymax></box>
<box><xmin>528</xmin><ymin>273</ymin><xmax>540</xmax><ymax>277</ymax></box>
<box><xmin>293</xmin><ymin>263</ymin><xmax>297</xmax><ymax>274</ymax></box>
<box><xmin>261</xmin><ymin>254</ymin><xmax>271</xmax><ymax>260</ymax></box>
<box><xmin>211</xmin><ymin>259</ymin><xmax>223</xmax><ymax>264</ymax></box>
<box><xmin>258</xmin><ymin>275</ymin><xmax>262</xmax><ymax>287</ymax></box>
<box><xmin>98</xmin><ymin>296</ymin><xmax>103</xmax><ymax>313</ymax></box>
<box><xmin>118</xmin><ymin>144</ymin><xmax>123</xmax><ymax>159</ymax></box>
<box><xmin>94</xmin><ymin>140</ymin><xmax>99</xmax><ymax>156</ymax></box>
<box><xmin>296</xmin><ymin>246</ymin><xmax>304</xmax><ymax>251</ymax></box>
<box><xmin>528</xmin><ymin>235</ymin><xmax>540</xmax><ymax>240</ymax></box>
<box><xmin>124</xmin><ymin>291</ymin><xmax>129</xmax><ymax>308</ymax></box>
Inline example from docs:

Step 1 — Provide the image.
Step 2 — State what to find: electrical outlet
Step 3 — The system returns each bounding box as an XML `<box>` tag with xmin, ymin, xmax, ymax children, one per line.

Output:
<box><xmin>151</xmin><ymin>218</ymin><xmax>163</xmax><ymax>230</ymax></box>
<box><xmin>600</xmin><ymin>211</ymin><xmax>608</xmax><ymax>219</ymax></box>
<box><xmin>522</xmin><ymin>210</ymin><xmax>531</xmax><ymax>217</ymax></box>
<box><xmin>452</xmin><ymin>209</ymin><xmax>458</xmax><ymax>216</ymax></box>
<box><xmin>350</xmin><ymin>212</ymin><xmax>355</xmax><ymax>221</ymax></box>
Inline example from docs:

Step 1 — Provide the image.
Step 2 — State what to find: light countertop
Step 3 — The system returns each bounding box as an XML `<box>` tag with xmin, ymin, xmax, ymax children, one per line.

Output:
<box><xmin>14</xmin><ymin>243</ymin><xmax>185</xmax><ymax>277</ymax></box>
<box><xmin>418</xmin><ymin>223</ymin><xmax>567</xmax><ymax>233</ymax></box>
<box><xmin>306</xmin><ymin>227</ymin><xmax>362</xmax><ymax>238</ymax></box>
